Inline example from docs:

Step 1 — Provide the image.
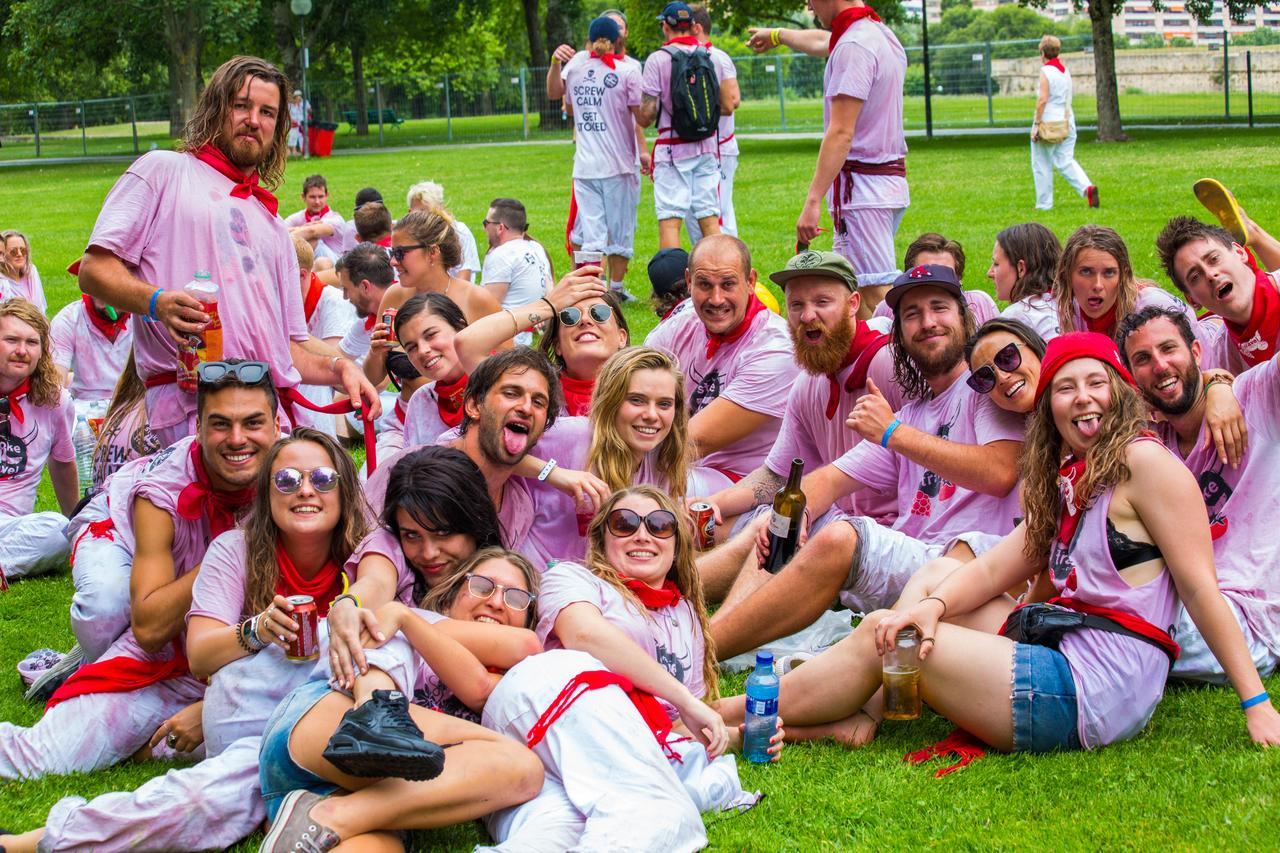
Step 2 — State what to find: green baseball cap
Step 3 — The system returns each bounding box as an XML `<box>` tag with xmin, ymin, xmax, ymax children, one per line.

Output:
<box><xmin>768</xmin><ymin>250</ymin><xmax>859</xmax><ymax>291</ymax></box>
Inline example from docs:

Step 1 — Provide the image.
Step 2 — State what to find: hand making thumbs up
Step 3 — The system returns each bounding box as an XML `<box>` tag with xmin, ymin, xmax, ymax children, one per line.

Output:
<box><xmin>846</xmin><ymin>377</ymin><xmax>898</xmax><ymax>444</ymax></box>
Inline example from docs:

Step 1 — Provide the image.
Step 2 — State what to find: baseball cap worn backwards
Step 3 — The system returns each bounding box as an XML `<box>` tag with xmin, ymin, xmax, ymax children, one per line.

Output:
<box><xmin>648</xmin><ymin>248</ymin><xmax>689</xmax><ymax>298</ymax></box>
<box><xmin>658</xmin><ymin>2</ymin><xmax>694</xmax><ymax>27</ymax></box>
<box><xmin>884</xmin><ymin>263</ymin><xmax>965</xmax><ymax>312</ymax></box>
<box><xmin>769</xmin><ymin>250</ymin><xmax>858</xmax><ymax>291</ymax></box>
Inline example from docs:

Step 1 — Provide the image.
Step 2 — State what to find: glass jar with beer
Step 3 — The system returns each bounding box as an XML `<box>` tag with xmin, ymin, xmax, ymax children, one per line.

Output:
<box><xmin>882</xmin><ymin>627</ymin><xmax>922</xmax><ymax>720</ymax></box>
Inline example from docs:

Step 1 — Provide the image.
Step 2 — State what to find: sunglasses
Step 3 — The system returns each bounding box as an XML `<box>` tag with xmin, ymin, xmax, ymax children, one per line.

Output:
<box><xmin>197</xmin><ymin>360</ymin><xmax>270</xmax><ymax>386</ymax></box>
<box><xmin>559</xmin><ymin>303</ymin><xmax>614</xmax><ymax>327</ymax></box>
<box><xmin>966</xmin><ymin>342</ymin><xmax>1024</xmax><ymax>395</ymax></box>
<box><xmin>272</xmin><ymin>466</ymin><xmax>341</xmax><ymax>494</ymax></box>
<box><xmin>466</xmin><ymin>573</ymin><xmax>535</xmax><ymax>611</ymax></box>
<box><xmin>606</xmin><ymin>508</ymin><xmax>679</xmax><ymax>540</ymax></box>
<box><xmin>389</xmin><ymin>243</ymin><xmax>428</xmax><ymax>263</ymax></box>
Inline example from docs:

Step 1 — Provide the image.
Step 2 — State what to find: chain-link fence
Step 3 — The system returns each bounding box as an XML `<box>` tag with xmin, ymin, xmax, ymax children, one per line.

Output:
<box><xmin>2</xmin><ymin>36</ymin><xmax>1276</xmax><ymax>161</ymax></box>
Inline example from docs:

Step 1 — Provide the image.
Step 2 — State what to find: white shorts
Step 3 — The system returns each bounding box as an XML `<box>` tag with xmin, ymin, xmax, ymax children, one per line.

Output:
<box><xmin>653</xmin><ymin>154</ymin><xmax>720</xmax><ymax>222</ymax></box>
<box><xmin>832</xmin><ymin>206</ymin><xmax>907</xmax><ymax>282</ymax></box>
<box><xmin>1171</xmin><ymin>598</ymin><xmax>1279</xmax><ymax>684</ymax></box>
<box><xmin>684</xmin><ymin>153</ymin><xmax>738</xmax><ymax>243</ymax></box>
<box><xmin>573</xmin><ymin>174</ymin><xmax>641</xmax><ymax>259</ymax></box>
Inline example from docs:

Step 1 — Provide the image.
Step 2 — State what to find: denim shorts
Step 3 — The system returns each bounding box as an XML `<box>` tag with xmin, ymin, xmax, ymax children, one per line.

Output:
<box><xmin>1010</xmin><ymin>643</ymin><xmax>1082</xmax><ymax>753</ymax></box>
<box><xmin>259</xmin><ymin>678</ymin><xmax>340</xmax><ymax>823</ymax></box>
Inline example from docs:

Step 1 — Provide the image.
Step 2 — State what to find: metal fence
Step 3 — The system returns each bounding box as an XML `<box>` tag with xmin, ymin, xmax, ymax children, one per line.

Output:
<box><xmin>2</xmin><ymin>35</ymin><xmax>1276</xmax><ymax>161</ymax></box>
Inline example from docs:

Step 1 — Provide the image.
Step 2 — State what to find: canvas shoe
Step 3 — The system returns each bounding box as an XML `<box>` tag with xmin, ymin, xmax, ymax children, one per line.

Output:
<box><xmin>259</xmin><ymin>791</ymin><xmax>338</xmax><ymax>853</ymax></box>
<box><xmin>1085</xmin><ymin>185</ymin><xmax>1100</xmax><ymax>209</ymax></box>
<box><xmin>321</xmin><ymin>689</ymin><xmax>446</xmax><ymax>781</ymax></box>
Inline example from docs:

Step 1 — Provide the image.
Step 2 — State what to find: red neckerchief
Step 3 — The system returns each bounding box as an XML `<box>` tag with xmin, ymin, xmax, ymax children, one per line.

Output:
<box><xmin>274</xmin><ymin>541</ymin><xmax>343</xmax><ymax>617</ymax></box>
<box><xmin>1056</xmin><ymin>456</ymin><xmax>1087</xmax><ymax>548</ymax></box>
<box><xmin>175</xmin><ymin>441</ymin><xmax>255</xmax><ymax>539</ymax></box>
<box><xmin>1225</xmin><ymin>266</ymin><xmax>1280</xmax><ymax>367</ymax></box>
<box><xmin>363</xmin><ymin>313</ymin><xmax>377</xmax><ymax>331</ymax></box>
<box><xmin>705</xmin><ymin>293</ymin><xmax>767</xmax><ymax>359</ymax></box>
<box><xmin>2</xmin><ymin>378</ymin><xmax>30</xmax><ymax>426</ymax></box>
<box><xmin>1082</xmin><ymin>301</ymin><xmax>1118</xmax><ymax>336</ymax></box>
<box><xmin>623</xmin><ymin>577</ymin><xmax>682</xmax><ymax>609</ymax></box>
<box><xmin>825</xmin><ymin>321</ymin><xmax>890</xmax><ymax>420</ymax></box>
<box><xmin>435</xmin><ymin>373</ymin><xmax>468</xmax><ymax>428</ymax></box>
<box><xmin>375</xmin><ymin>235</ymin><xmax>393</xmax><ymax>248</ymax></box>
<box><xmin>192</xmin><ymin>144</ymin><xmax>279</xmax><ymax>216</ymax></box>
<box><xmin>904</xmin><ymin>728</ymin><xmax>987</xmax><ymax>778</ymax></box>
<box><xmin>829</xmin><ymin>4</ymin><xmax>881</xmax><ymax>52</ymax></box>
<box><xmin>560</xmin><ymin>373</ymin><xmax>595</xmax><ymax>416</ymax></box>
<box><xmin>303</xmin><ymin>205</ymin><xmax>331</xmax><ymax>223</ymax></box>
<box><xmin>81</xmin><ymin>295</ymin><xmax>130</xmax><ymax>343</ymax></box>
<box><xmin>303</xmin><ymin>273</ymin><xmax>326</xmax><ymax>324</ymax></box>
<box><xmin>663</xmin><ymin>35</ymin><xmax>701</xmax><ymax>47</ymax></box>
<box><xmin>592</xmin><ymin>50</ymin><xmax>623</xmax><ymax>69</ymax></box>
<box><xmin>1044</xmin><ymin>58</ymin><xmax>1066</xmax><ymax>73</ymax></box>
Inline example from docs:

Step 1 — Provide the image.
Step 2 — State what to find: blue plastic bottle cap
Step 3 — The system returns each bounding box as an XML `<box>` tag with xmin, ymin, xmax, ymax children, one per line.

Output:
<box><xmin>756</xmin><ymin>652</ymin><xmax>774</xmax><ymax>666</ymax></box>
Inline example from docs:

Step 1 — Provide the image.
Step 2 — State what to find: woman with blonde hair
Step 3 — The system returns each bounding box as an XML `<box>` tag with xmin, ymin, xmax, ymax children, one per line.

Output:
<box><xmin>2</xmin><ymin>230</ymin><xmax>46</xmax><ymax>312</ymax></box>
<box><xmin>1030</xmin><ymin>35</ymin><xmax>1097</xmax><ymax>211</ymax></box>
<box><xmin>405</xmin><ymin>180</ymin><xmax>482</xmax><ymax>281</ymax></box>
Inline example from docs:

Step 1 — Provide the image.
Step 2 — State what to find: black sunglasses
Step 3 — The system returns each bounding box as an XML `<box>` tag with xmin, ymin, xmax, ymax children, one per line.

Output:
<box><xmin>966</xmin><ymin>342</ymin><xmax>1023</xmax><ymax>395</ymax></box>
<box><xmin>465</xmin><ymin>573</ymin><xmax>536</xmax><ymax>611</ymax></box>
<box><xmin>559</xmin><ymin>303</ymin><xmax>613</xmax><ymax>328</ymax></box>
<box><xmin>389</xmin><ymin>243</ymin><xmax>429</xmax><ymax>263</ymax></box>
<box><xmin>197</xmin><ymin>360</ymin><xmax>270</xmax><ymax>387</ymax></box>
<box><xmin>606</xmin><ymin>508</ymin><xmax>679</xmax><ymax>540</ymax></box>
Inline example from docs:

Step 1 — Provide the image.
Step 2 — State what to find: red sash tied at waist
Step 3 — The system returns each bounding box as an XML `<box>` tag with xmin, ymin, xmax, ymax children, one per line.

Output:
<box><xmin>832</xmin><ymin>158</ymin><xmax>907</xmax><ymax>235</ymax></box>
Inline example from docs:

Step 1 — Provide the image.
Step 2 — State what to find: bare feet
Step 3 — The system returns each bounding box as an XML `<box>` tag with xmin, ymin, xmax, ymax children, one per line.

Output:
<box><xmin>784</xmin><ymin>708</ymin><xmax>880</xmax><ymax>749</ymax></box>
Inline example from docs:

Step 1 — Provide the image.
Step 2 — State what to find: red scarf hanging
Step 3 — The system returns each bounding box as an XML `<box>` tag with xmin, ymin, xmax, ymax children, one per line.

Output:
<box><xmin>825</xmin><ymin>322</ymin><xmax>890</xmax><ymax>420</ymax></box>
<box><xmin>192</xmin><ymin>143</ymin><xmax>279</xmax><ymax>216</ymax></box>
<box><xmin>375</xmin><ymin>235</ymin><xmax>393</xmax><ymax>248</ymax></box>
<box><xmin>1043</xmin><ymin>58</ymin><xmax>1067</xmax><ymax>73</ymax></box>
<box><xmin>435</xmin><ymin>373</ymin><xmax>468</xmax><ymax>428</ymax></box>
<box><xmin>663</xmin><ymin>35</ymin><xmax>701</xmax><ymax>47</ymax></box>
<box><xmin>526</xmin><ymin>669</ymin><xmax>681</xmax><ymax>760</ymax></box>
<box><xmin>1081</xmin><ymin>301</ymin><xmax>1118</xmax><ymax>337</ymax></box>
<box><xmin>904</xmin><ymin>728</ymin><xmax>987</xmax><ymax>778</ymax></box>
<box><xmin>363</xmin><ymin>313</ymin><xmax>378</xmax><ymax>331</ymax></box>
<box><xmin>560</xmin><ymin>372</ymin><xmax>595</xmax><ymax>417</ymax></box>
<box><xmin>623</xmin><ymin>577</ymin><xmax>683</xmax><ymax>610</ymax></box>
<box><xmin>175</xmin><ymin>441</ymin><xmax>255</xmax><ymax>539</ymax></box>
<box><xmin>303</xmin><ymin>205</ymin><xmax>331</xmax><ymax>223</ymax></box>
<box><xmin>81</xmin><ymin>295</ymin><xmax>129</xmax><ymax>343</ymax></box>
<box><xmin>47</xmin><ymin>639</ymin><xmax>189</xmax><ymax>711</ymax></box>
<box><xmin>274</xmin><ymin>541</ymin><xmax>343</xmax><ymax>616</ymax></box>
<box><xmin>828</xmin><ymin>4</ymin><xmax>881</xmax><ymax>53</ymax></box>
<box><xmin>705</xmin><ymin>294</ymin><xmax>767</xmax><ymax>359</ymax></box>
<box><xmin>1056</xmin><ymin>455</ymin><xmax>1088</xmax><ymax>548</ymax></box>
<box><xmin>2</xmin><ymin>378</ymin><xmax>31</xmax><ymax>426</ymax></box>
<box><xmin>1225</xmin><ymin>267</ymin><xmax>1280</xmax><ymax>367</ymax></box>
<box><xmin>303</xmin><ymin>273</ymin><xmax>326</xmax><ymax>324</ymax></box>
<box><xmin>592</xmin><ymin>51</ymin><xmax>623</xmax><ymax>70</ymax></box>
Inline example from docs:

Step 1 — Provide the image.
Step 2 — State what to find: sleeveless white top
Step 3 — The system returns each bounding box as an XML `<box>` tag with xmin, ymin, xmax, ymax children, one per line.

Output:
<box><xmin>1040</xmin><ymin>64</ymin><xmax>1073</xmax><ymax>124</ymax></box>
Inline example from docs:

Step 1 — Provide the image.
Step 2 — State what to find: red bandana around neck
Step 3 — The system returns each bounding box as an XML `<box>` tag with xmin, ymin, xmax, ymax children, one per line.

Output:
<box><xmin>663</xmin><ymin>35</ymin><xmax>701</xmax><ymax>47</ymax></box>
<box><xmin>2</xmin><ymin>378</ymin><xmax>31</xmax><ymax>426</ymax></box>
<box><xmin>705</xmin><ymin>293</ymin><xmax>767</xmax><ymax>359</ymax></box>
<box><xmin>303</xmin><ymin>273</ymin><xmax>326</xmax><ymax>324</ymax></box>
<box><xmin>363</xmin><ymin>313</ymin><xmax>378</xmax><ymax>331</ymax></box>
<box><xmin>825</xmin><ymin>321</ymin><xmax>890</xmax><ymax>420</ymax></box>
<box><xmin>592</xmin><ymin>51</ymin><xmax>624</xmax><ymax>69</ymax></box>
<box><xmin>81</xmin><ymin>295</ymin><xmax>129</xmax><ymax>343</ymax></box>
<box><xmin>375</xmin><ymin>235</ymin><xmax>393</xmax><ymax>248</ymax></box>
<box><xmin>1056</xmin><ymin>456</ymin><xmax>1088</xmax><ymax>548</ymax></box>
<box><xmin>1224</xmin><ymin>266</ymin><xmax>1280</xmax><ymax>366</ymax></box>
<box><xmin>175</xmin><ymin>441</ymin><xmax>256</xmax><ymax>539</ymax></box>
<box><xmin>559</xmin><ymin>372</ymin><xmax>596</xmax><ymax>417</ymax></box>
<box><xmin>435</xmin><ymin>373</ymin><xmax>468</xmax><ymax>428</ymax></box>
<box><xmin>1082</xmin><ymin>301</ymin><xmax>1118</xmax><ymax>337</ymax></box>
<box><xmin>192</xmin><ymin>143</ymin><xmax>279</xmax><ymax>216</ymax></box>
<box><xmin>829</xmin><ymin>4</ymin><xmax>881</xmax><ymax>52</ymax></box>
<box><xmin>1044</xmin><ymin>58</ymin><xmax>1067</xmax><ymax>73</ymax></box>
<box><xmin>623</xmin><ymin>577</ymin><xmax>683</xmax><ymax>610</ymax></box>
<box><xmin>303</xmin><ymin>205</ymin><xmax>331</xmax><ymax>223</ymax></box>
<box><xmin>274</xmin><ymin>541</ymin><xmax>343</xmax><ymax>615</ymax></box>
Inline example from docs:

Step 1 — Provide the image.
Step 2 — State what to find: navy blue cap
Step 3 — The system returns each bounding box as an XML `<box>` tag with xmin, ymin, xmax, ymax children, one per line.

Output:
<box><xmin>589</xmin><ymin>15</ymin><xmax>621</xmax><ymax>43</ymax></box>
<box><xmin>648</xmin><ymin>248</ymin><xmax>689</xmax><ymax>298</ymax></box>
<box><xmin>658</xmin><ymin>2</ymin><xmax>694</xmax><ymax>27</ymax></box>
<box><xmin>884</xmin><ymin>263</ymin><xmax>965</xmax><ymax>312</ymax></box>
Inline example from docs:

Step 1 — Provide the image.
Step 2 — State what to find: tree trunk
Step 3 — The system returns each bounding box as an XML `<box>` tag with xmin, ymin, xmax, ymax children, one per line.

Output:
<box><xmin>1088</xmin><ymin>0</ymin><xmax>1127</xmax><ymax>141</ymax></box>
<box><xmin>539</xmin><ymin>0</ymin><xmax>578</xmax><ymax>130</ymax></box>
<box><xmin>352</xmin><ymin>42</ymin><xmax>369</xmax><ymax>136</ymax></box>
<box><xmin>521</xmin><ymin>0</ymin><xmax>548</xmax><ymax>67</ymax></box>
<box><xmin>162</xmin><ymin>2</ymin><xmax>204</xmax><ymax>137</ymax></box>
<box><xmin>273</xmin><ymin>1</ymin><xmax>302</xmax><ymax>86</ymax></box>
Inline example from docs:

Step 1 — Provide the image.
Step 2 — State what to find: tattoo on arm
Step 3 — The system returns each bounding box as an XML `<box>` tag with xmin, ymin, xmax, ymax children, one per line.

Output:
<box><xmin>750</xmin><ymin>469</ymin><xmax>786</xmax><ymax>507</ymax></box>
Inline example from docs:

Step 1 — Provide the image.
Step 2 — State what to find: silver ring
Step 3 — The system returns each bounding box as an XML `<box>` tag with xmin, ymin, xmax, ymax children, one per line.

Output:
<box><xmin>167</xmin><ymin>732</ymin><xmax>178</xmax><ymax>747</ymax></box>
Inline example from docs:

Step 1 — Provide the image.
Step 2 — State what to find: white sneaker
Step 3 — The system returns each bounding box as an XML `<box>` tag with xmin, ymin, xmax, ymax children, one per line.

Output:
<box><xmin>611</xmin><ymin>287</ymin><xmax>637</xmax><ymax>303</ymax></box>
<box><xmin>774</xmin><ymin>652</ymin><xmax>816</xmax><ymax>677</ymax></box>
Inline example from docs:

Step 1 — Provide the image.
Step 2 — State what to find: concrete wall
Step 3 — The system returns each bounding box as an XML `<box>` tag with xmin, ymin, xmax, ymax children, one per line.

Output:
<box><xmin>992</xmin><ymin>45</ymin><xmax>1280</xmax><ymax>95</ymax></box>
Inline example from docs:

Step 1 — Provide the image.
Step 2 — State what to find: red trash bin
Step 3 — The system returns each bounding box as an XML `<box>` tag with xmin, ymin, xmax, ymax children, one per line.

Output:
<box><xmin>306</xmin><ymin>122</ymin><xmax>338</xmax><ymax>157</ymax></box>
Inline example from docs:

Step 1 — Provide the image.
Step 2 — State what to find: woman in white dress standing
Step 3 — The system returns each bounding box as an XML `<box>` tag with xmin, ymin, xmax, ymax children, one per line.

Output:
<box><xmin>1030</xmin><ymin>35</ymin><xmax>1098</xmax><ymax>211</ymax></box>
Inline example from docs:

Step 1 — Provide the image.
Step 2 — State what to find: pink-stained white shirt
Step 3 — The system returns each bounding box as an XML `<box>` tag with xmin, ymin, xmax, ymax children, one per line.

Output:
<box><xmin>346</xmin><ymin>526</ymin><xmax>420</xmax><ymax>606</ymax></box>
<box><xmin>0</xmin><ymin>388</ymin><xmax>74</xmax><ymax>516</ymax></box>
<box><xmin>294</xmin><ymin>284</ymin><xmax>356</xmax><ymax>433</ymax></box>
<box><xmin>535</xmin><ymin>560</ymin><xmax>706</xmax><ymax>716</ymax></box>
<box><xmin>91</xmin><ymin>403</ymin><xmax>161</xmax><ymax>492</ymax></box>
<box><xmin>563</xmin><ymin>52</ymin><xmax>643</xmax><ymax>180</ymax></box>
<box><xmin>833</xmin><ymin>372</ymin><xmax>1025</xmax><ymax>542</ymax></box>
<box><xmin>11</xmin><ymin>265</ymin><xmax>46</xmax><ymax>313</ymax></box>
<box><xmin>187</xmin><ymin>530</ymin><xmax>256</xmax><ymax>625</ymax></box>
<box><xmin>641</xmin><ymin>44</ymin><xmax>720</xmax><ymax>162</ymax></box>
<box><xmin>402</xmin><ymin>381</ymin><xmax>453</xmax><ymax>449</ymax></box>
<box><xmin>49</xmin><ymin>300</ymin><xmax>134</xmax><ymax>401</ymax></box>
<box><xmin>645</xmin><ymin>304</ymin><xmax>799</xmax><ymax>477</ymax></box>
<box><xmin>86</xmin><ymin>151</ymin><xmax>308</xmax><ymax>432</ymax></box>
<box><xmin>0</xmin><ymin>277</ymin><xmax>20</xmax><ymax>303</ymax></box>
<box><xmin>284</xmin><ymin>207</ymin><xmax>347</xmax><ymax>257</ymax></box>
<box><xmin>1001</xmin><ymin>292</ymin><xmax>1061</xmax><ymax>341</ymax></box>
<box><xmin>709</xmin><ymin>46</ymin><xmax>738</xmax><ymax>157</ymax></box>
<box><xmin>825</xmin><ymin>18</ymin><xmax>909</xmax><ymax>210</ymax></box>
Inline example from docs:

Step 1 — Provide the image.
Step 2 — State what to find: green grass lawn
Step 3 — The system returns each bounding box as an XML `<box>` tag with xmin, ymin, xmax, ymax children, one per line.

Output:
<box><xmin>2</xmin><ymin>127</ymin><xmax>1279</xmax><ymax>848</ymax></box>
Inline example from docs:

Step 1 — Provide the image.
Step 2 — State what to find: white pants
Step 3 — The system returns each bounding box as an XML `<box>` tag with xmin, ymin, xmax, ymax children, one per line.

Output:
<box><xmin>69</xmin><ymin>515</ymin><xmax>134</xmax><ymax>663</ymax></box>
<box><xmin>684</xmin><ymin>154</ymin><xmax>738</xmax><ymax>242</ymax></box>
<box><xmin>479</xmin><ymin>650</ymin><xmax>708</xmax><ymax>853</ymax></box>
<box><xmin>0</xmin><ymin>510</ymin><xmax>70</xmax><ymax>582</ymax></box>
<box><xmin>653</xmin><ymin>154</ymin><xmax>720</xmax><ymax>222</ymax></box>
<box><xmin>831</xmin><ymin>206</ymin><xmax>907</xmax><ymax>283</ymax></box>
<box><xmin>574</xmin><ymin>174</ymin><xmax>641</xmax><ymax>259</ymax></box>
<box><xmin>1031</xmin><ymin>129</ymin><xmax>1091</xmax><ymax>210</ymax></box>
<box><xmin>1172</xmin><ymin>598</ymin><xmax>1279</xmax><ymax>684</ymax></box>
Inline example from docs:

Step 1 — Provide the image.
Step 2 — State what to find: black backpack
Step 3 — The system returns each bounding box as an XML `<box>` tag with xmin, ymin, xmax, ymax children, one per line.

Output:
<box><xmin>661</xmin><ymin>45</ymin><xmax>720</xmax><ymax>142</ymax></box>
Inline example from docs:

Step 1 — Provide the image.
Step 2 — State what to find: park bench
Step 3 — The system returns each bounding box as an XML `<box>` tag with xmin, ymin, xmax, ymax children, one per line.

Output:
<box><xmin>341</xmin><ymin>108</ymin><xmax>405</xmax><ymax>130</ymax></box>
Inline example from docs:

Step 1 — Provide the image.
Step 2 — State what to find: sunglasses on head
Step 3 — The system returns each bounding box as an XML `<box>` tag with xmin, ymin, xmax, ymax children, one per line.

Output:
<box><xmin>606</xmin><ymin>508</ymin><xmax>679</xmax><ymax>540</ymax></box>
<box><xmin>197</xmin><ymin>360</ymin><xmax>270</xmax><ymax>387</ymax></box>
<box><xmin>966</xmin><ymin>342</ymin><xmax>1023</xmax><ymax>395</ymax></box>
<box><xmin>389</xmin><ymin>243</ymin><xmax>428</xmax><ymax>263</ymax></box>
<box><xmin>272</xmin><ymin>466</ymin><xmax>340</xmax><ymax>494</ymax></box>
<box><xmin>465</xmin><ymin>573</ymin><xmax>535</xmax><ymax>611</ymax></box>
<box><xmin>559</xmin><ymin>303</ymin><xmax>613</xmax><ymax>328</ymax></box>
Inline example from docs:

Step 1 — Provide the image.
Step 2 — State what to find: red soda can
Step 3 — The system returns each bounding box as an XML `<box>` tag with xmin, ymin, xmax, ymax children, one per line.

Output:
<box><xmin>382</xmin><ymin>308</ymin><xmax>398</xmax><ymax>342</ymax></box>
<box><xmin>285</xmin><ymin>595</ymin><xmax>320</xmax><ymax>661</ymax></box>
<box><xmin>176</xmin><ymin>335</ymin><xmax>201</xmax><ymax>394</ymax></box>
<box><xmin>689</xmin><ymin>502</ymin><xmax>716</xmax><ymax>551</ymax></box>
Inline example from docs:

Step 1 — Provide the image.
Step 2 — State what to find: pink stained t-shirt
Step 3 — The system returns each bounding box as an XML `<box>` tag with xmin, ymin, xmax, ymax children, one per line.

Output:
<box><xmin>562</xmin><ymin>52</ymin><xmax>643</xmax><ymax>180</ymax></box>
<box><xmin>640</xmin><ymin>43</ymin><xmax>720</xmax><ymax>162</ymax></box>
<box><xmin>284</xmin><ymin>207</ymin><xmax>348</xmax><ymax>257</ymax></box>
<box><xmin>645</xmin><ymin>303</ymin><xmax>800</xmax><ymax>478</ymax></box>
<box><xmin>91</xmin><ymin>403</ymin><xmax>162</xmax><ymax>492</ymax></box>
<box><xmin>824</xmin><ymin>18</ymin><xmax>909</xmax><ymax>211</ymax></box>
<box><xmin>535</xmin><ymin>560</ymin><xmax>707</xmax><ymax>716</ymax></box>
<box><xmin>402</xmin><ymin>381</ymin><xmax>452</xmax><ymax>449</ymax></box>
<box><xmin>833</xmin><ymin>372</ymin><xmax>1025</xmax><ymax>543</ymax></box>
<box><xmin>1156</xmin><ymin>355</ymin><xmax>1280</xmax><ymax>660</ymax></box>
<box><xmin>765</xmin><ymin>340</ymin><xmax>902</xmax><ymax>522</ymax></box>
<box><xmin>86</xmin><ymin>150</ymin><xmax>308</xmax><ymax>433</ymax></box>
<box><xmin>49</xmin><ymin>300</ymin><xmax>134</xmax><ymax>401</ymax></box>
<box><xmin>345</xmin><ymin>526</ymin><xmax>420</xmax><ymax>607</ymax></box>
<box><xmin>0</xmin><ymin>388</ymin><xmax>74</xmax><ymax>516</ymax></box>
<box><xmin>12</xmin><ymin>265</ymin><xmax>46</xmax><ymax>313</ymax></box>
<box><xmin>1001</xmin><ymin>292</ymin><xmax>1061</xmax><ymax>341</ymax></box>
<box><xmin>709</xmin><ymin>46</ymin><xmax>738</xmax><ymax>156</ymax></box>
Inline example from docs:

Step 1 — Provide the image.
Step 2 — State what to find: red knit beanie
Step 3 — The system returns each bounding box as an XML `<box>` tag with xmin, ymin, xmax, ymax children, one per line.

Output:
<box><xmin>1033</xmin><ymin>331</ymin><xmax>1135</xmax><ymax>404</ymax></box>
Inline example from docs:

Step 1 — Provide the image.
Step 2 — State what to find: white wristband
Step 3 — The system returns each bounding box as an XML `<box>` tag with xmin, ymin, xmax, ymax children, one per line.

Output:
<box><xmin>537</xmin><ymin>458</ymin><xmax>558</xmax><ymax>481</ymax></box>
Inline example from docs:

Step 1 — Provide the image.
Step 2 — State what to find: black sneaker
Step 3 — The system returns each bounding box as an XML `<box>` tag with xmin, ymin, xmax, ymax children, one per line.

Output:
<box><xmin>321</xmin><ymin>690</ymin><xmax>446</xmax><ymax>781</ymax></box>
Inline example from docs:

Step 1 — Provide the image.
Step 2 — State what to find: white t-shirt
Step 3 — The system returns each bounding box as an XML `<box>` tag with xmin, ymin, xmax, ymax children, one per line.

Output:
<box><xmin>482</xmin><ymin>238</ymin><xmax>553</xmax><ymax>345</ymax></box>
<box><xmin>709</xmin><ymin>46</ymin><xmax>738</xmax><ymax>157</ymax></box>
<box><xmin>452</xmin><ymin>221</ymin><xmax>482</xmax><ymax>280</ymax></box>
<box><xmin>49</xmin><ymin>299</ymin><xmax>134</xmax><ymax>401</ymax></box>
<box><xmin>562</xmin><ymin>52</ymin><xmax>643</xmax><ymax>180</ymax></box>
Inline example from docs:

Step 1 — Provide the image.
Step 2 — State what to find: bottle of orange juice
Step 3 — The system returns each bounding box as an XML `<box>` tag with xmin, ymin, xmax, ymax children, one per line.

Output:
<box><xmin>176</xmin><ymin>271</ymin><xmax>222</xmax><ymax>393</ymax></box>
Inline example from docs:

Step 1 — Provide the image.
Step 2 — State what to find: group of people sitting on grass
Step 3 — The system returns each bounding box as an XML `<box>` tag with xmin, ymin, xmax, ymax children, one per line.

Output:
<box><xmin>0</xmin><ymin>53</ymin><xmax>1278</xmax><ymax>853</ymax></box>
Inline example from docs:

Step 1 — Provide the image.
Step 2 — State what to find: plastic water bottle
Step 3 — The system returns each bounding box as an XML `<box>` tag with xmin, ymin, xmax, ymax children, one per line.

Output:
<box><xmin>743</xmin><ymin>651</ymin><xmax>780</xmax><ymax>764</ymax></box>
<box><xmin>73</xmin><ymin>413</ymin><xmax>95</xmax><ymax>492</ymax></box>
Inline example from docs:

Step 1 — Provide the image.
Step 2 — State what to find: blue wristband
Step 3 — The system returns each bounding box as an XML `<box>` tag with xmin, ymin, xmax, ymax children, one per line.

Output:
<box><xmin>880</xmin><ymin>418</ymin><xmax>902</xmax><ymax>449</ymax></box>
<box><xmin>1241</xmin><ymin>691</ymin><xmax>1269</xmax><ymax>711</ymax></box>
<box><xmin>147</xmin><ymin>288</ymin><xmax>162</xmax><ymax>322</ymax></box>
